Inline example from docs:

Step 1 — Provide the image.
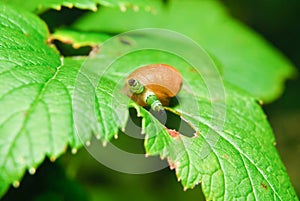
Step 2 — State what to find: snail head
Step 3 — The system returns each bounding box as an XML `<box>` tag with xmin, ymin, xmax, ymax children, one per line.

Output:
<box><xmin>128</xmin><ymin>78</ymin><xmax>144</xmax><ymax>94</ymax></box>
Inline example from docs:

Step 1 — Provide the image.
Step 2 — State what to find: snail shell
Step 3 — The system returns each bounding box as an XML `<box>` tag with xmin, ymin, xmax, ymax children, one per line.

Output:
<box><xmin>123</xmin><ymin>64</ymin><xmax>182</xmax><ymax>106</ymax></box>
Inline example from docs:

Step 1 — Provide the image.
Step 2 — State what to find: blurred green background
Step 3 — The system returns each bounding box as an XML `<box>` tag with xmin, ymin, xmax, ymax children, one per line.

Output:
<box><xmin>2</xmin><ymin>0</ymin><xmax>300</xmax><ymax>200</ymax></box>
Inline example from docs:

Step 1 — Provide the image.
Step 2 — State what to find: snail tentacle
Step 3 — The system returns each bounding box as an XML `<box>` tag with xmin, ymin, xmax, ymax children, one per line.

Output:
<box><xmin>128</xmin><ymin>78</ymin><xmax>144</xmax><ymax>94</ymax></box>
<box><xmin>145</xmin><ymin>92</ymin><xmax>164</xmax><ymax>113</ymax></box>
<box><xmin>128</xmin><ymin>78</ymin><xmax>164</xmax><ymax>112</ymax></box>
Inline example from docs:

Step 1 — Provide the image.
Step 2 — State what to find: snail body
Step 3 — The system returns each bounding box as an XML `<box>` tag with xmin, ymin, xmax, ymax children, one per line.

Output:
<box><xmin>123</xmin><ymin>64</ymin><xmax>182</xmax><ymax>112</ymax></box>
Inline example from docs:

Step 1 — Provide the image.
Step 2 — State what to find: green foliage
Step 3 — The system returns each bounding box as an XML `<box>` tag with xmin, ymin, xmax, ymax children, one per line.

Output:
<box><xmin>102</xmin><ymin>50</ymin><xmax>297</xmax><ymax>199</ymax></box>
<box><xmin>51</xmin><ymin>28</ymin><xmax>110</xmax><ymax>48</ymax></box>
<box><xmin>73</xmin><ymin>0</ymin><xmax>295</xmax><ymax>103</ymax></box>
<box><xmin>2</xmin><ymin>160</ymin><xmax>89</xmax><ymax>201</ymax></box>
<box><xmin>0</xmin><ymin>4</ymin><xmax>87</xmax><ymax>195</ymax></box>
<box><xmin>0</xmin><ymin>0</ymin><xmax>298</xmax><ymax>201</ymax></box>
<box><xmin>2</xmin><ymin>0</ymin><xmax>159</xmax><ymax>13</ymax></box>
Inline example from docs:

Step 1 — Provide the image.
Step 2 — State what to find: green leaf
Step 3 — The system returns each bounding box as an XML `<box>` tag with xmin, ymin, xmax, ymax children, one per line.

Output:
<box><xmin>93</xmin><ymin>48</ymin><xmax>297</xmax><ymax>200</ymax></box>
<box><xmin>50</xmin><ymin>28</ymin><xmax>110</xmax><ymax>48</ymax></box>
<box><xmin>1</xmin><ymin>0</ymin><xmax>160</xmax><ymax>13</ymax></box>
<box><xmin>0</xmin><ymin>2</ymin><xmax>297</xmax><ymax>201</ymax></box>
<box><xmin>72</xmin><ymin>0</ymin><xmax>296</xmax><ymax>103</ymax></box>
<box><xmin>0</xmin><ymin>4</ymin><xmax>87</xmax><ymax>196</ymax></box>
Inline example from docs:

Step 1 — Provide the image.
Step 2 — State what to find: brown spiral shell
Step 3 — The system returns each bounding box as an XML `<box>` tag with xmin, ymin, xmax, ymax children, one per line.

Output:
<box><xmin>123</xmin><ymin>64</ymin><xmax>183</xmax><ymax>106</ymax></box>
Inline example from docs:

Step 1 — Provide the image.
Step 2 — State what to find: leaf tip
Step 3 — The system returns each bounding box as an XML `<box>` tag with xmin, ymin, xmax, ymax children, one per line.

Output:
<box><xmin>257</xmin><ymin>99</ymin><xmax>264</xmax><ymax>106</ymax></box>
<box><xmin>12</xmin><ymin>181</ymin><xmax>20</xmax><ymax>188</ymax></box>
<box><xmin>71</xmin><ymin>148</ymin><xmax>78</xmax><ymax>154</ymax></box>
<box><xmin>102</xmin><ymin>141</ymin><xmax>108</xmax><ymax>147</ymax></box>
<box><xmin>114</xmin><ymin>134</ymin><xmax>118</xmax><ymax>139</ymax></box>
<box><xmin>92</xmin><ymin>6</ymin><xmax>98</xmax><ymax>12</ymax></box>
<box><xmin>50</xmin><ymin>156</ymin><xmax>57</xmax><ymax>162</ymax></box>
<box><xmin>73</xmin><ymin>43</ymin><xmax>80</xmax><ymax>49</ymax></box>
<box><xmin>29</xmin><ymin>167</ymin><xmax>36</xmax><ymax>175</ymax></box>
<box><xmin>67</xmin><ymin>4</ymin><xmax>73</xmax><ymax>9</ymax></box>
<box><xmin>96</xmin><ymin>134</ymin><xmax>101</xmax><ymax>140</ymax></box>
<box><xmin>168</xmin><ymin>160</ymin><xmax>176</xmax><ymax>170</ymax></box>
<box><xmin>53</xmin><ymin>5</ymin><xmax>62</xmax><ymax>11</ymax></box>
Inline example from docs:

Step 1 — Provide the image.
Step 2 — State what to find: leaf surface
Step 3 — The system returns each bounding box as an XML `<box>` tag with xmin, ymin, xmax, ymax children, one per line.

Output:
<box><xmin>0</xmin><ymin>2</ymin><xmax>297</xmax><ymax>201</ymax></box>
<box><xmin>72</xmin><ymin>0</ymin><xmax>296</xmax><ymax>103</ymax></box>
<box><xmin>0</xmin><ymin>4</ymin><xmax>87</xmax><ymax>196</ymax></box>
<box><xmin>97</xmin><ymin>49</ymin><xmax>298</xmax><ymax>200</ymax></box>
<box><xmin>50</xmin><ymin>28</ymin><xmax>110</xmax><ymax>49</ymax></box>
<box><xmin>2</xmin><ymin>0</ymin><xmax>160</xmax><ymax>13</ymax></box>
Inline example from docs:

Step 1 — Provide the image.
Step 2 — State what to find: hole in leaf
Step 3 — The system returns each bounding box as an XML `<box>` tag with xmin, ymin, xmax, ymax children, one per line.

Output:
<box><xmin>40</xmin><ymin>7</ymin><xmax>88</xmax><ymax>32</ymax></box>
<box><xmin>52</xmin><ymin>40</ymin><xmax>92</xmax><ymax>56</ymax></box>
<box><xmin>150</xmin><ymin>109</ymin><xmax>195</xmax><ymax>138</ymax></box>
<box><xmin>111</xmin><ymin>129</ymin><xmax>145</xmax><ymax>154</ymax></box>
<box><xmin>112</xmin><ymin>108</ymin><xmax>145</xmax><ymax>154</ymax></box>
<box><xmin>128</xmin><ymin>108</ymin><xmax>142</xmax><ymax>128</ymax></box>
<box><xmin>127</xmin><ymin>105</ymin><xmax>195</xmax><ymax>138</ymax></box>
<box><xmin>168</xmin><ymin>96</ymin><xmax>179</xmax><ymax>108</ymax></box>
<box><xmin>149</xmin><ymin>95</ymin><xmax>195</xmax><ymax>137</ymax></box>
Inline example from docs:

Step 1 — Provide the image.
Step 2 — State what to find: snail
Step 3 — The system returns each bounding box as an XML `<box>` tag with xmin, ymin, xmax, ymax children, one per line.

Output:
<box><xmin>123</xmin><ymin>64</ymin><xmax>182</xmax><ymax>113</ymax></box>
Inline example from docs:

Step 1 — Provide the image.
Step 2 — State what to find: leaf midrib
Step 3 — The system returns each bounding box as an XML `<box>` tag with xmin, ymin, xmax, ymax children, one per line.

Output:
<box><xmin>199</xmin><ymin>114</ymin><xmax>281</xmax><ymax>200</ymax></box>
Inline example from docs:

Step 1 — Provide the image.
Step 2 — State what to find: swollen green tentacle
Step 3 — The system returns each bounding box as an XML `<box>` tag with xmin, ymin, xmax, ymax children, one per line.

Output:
<box><xmin>128</xmin><ymin>78</ymin><xmax>144</xmax><ymax>94</ymax></box>
<box><xmin>145</xmin><ymin>93</ymin><xmax>164</xmax><ymax>113</ymax></box>
<box><xmin>128</xmin><ymin>78</ymin><xmax>164</xmax><ymax>113</ymax></box>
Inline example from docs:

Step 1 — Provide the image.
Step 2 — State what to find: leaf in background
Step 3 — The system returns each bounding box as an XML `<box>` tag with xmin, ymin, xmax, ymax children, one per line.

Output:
<box><xmin>2</xmin><ymin>160</ymin><xmax>89</xmax><ymax>201</ymax></box>
<box><xmin>50</xmin><ymin>28</ymin><xmax>110</xmax><ymax>49</ymax></box>
<box><xmin>1</xmin><ymin>0</ymin><xmax>160</xmax><ymax>13</ymax></box>
<box><xmin>72</xmin><ymin>0</ymin><xmax>296</xmax><ymax>103</ymax></box>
